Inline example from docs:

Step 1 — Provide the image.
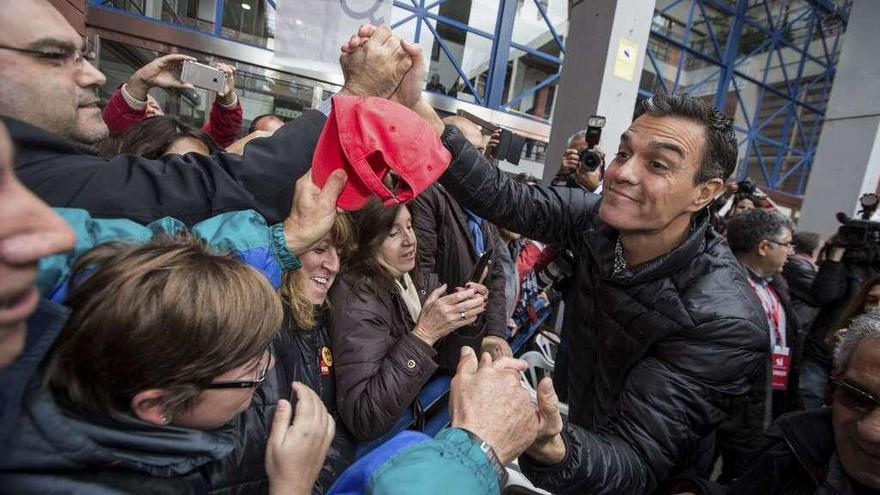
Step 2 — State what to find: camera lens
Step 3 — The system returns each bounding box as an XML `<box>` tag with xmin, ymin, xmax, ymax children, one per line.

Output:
<box><xmin>579</xmin><ymin>149</ymin><xmax>602</xmax><ymax>171</ymax></box>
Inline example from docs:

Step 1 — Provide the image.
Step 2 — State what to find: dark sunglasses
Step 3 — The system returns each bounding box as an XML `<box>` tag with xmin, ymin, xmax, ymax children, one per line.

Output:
<box><xmin>832</xmin><ymin>376</ymin><xmax>880</xmax><ymax>414</ymax></box>
<box><xmin>205</xmin><ymin>345</ymin><xmax>273</xmax><ymax>390</ymax></box>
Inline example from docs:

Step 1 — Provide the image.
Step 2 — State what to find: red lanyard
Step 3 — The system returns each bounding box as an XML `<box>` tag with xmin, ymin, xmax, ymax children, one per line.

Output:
<box><xmin>747</xmin><ymin>278</ymin><xmax>784</xmax><ymax>345</ymax></box>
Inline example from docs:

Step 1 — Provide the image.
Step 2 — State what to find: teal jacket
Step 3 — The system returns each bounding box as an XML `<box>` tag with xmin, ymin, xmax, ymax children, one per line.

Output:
<box><xmin>38</xmin><ymin>208</ymin><xmax>299</xmax><ymax>302</ymax></box>
<box><xmin>328</xmin><ymin>428</ymin><xmax>499</xmax><ymax>495</ymax></box>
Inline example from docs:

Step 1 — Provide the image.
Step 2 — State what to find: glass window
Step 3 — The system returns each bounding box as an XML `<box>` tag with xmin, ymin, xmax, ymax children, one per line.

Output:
<box><xmin>393</xmin><ymin>0</ymin><xmax>497</xmax><ymax>105</ymax></box>
<box><xmin>503</xmin><ymin>0</ymin><xmax>565</xmax><ymax>121</ymax></box>
<box><xmin>221</xmin><ymin>0</ymin><xmax>275</xmax><ymax>48</ymax></box>
<box><xmin>95</xmin><ymin>0</ymin><xmax>217</xmax><ymax>33</ymax></box>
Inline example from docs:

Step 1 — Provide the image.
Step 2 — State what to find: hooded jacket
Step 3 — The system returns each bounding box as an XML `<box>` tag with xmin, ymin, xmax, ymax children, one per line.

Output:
<box><xmin>437</xmin><ymin>125</ymin><xmax>769</xmax><ymax>494</ymax></box>
<box><xmin>0</xmin><ymin>383</ymin><xmax>237</xmax><ymax>494</ymax></box>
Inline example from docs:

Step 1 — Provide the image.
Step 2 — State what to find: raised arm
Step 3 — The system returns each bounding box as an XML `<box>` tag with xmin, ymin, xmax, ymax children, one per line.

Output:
<box><xmin>436</xmin><ymin>122</ymin><xmax>599</xmax><ymax>248</ymax></box>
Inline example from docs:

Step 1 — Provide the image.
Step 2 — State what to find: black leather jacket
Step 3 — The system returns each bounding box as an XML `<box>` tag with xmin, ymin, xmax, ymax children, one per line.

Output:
<box><xmin>438</xmin><ymin>125</ymin><xmax>769</xmax><ymax>494</ymax></box>
<box><xmin>803</xmin><ymin>261</ymin><xmax>880</xmax><ymax>368</ymax></box>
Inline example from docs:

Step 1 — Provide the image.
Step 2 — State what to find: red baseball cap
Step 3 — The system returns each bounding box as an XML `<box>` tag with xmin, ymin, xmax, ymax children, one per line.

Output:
<box><xmin>311</xmin><ymin>95</ymin><xmax>451</xmax><ymax>211</ymax></box>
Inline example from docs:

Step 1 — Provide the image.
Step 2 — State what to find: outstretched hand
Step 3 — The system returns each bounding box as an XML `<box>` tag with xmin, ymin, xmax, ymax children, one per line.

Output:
<box><xmin>450</xmin><ymin>347</ymin><xmax>537</xmax><ymax>464</ymax></box>
<box><xmin>127</xmin><ymin>54</ymin><xmax>196</xmax><ymax>101</ymax></box>
<box><xmin>283</xmin><ymin>170</ymin><xmax>347</xmax><ymax>255</ymax></box>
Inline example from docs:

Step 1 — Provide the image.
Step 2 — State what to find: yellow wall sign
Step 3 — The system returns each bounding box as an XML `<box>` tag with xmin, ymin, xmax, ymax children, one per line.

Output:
<box><xmin>613</xmin><ymin>38</ymin><xmax>639</xmax><ymax>82</ymax></box>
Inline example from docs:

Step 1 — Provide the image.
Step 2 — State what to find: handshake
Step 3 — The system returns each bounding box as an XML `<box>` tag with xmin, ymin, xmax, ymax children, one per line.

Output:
<box><xmin>337</xmin><ymin>25</ymin><xmax>428</xmax><ymax>111</ymax></box>
<box><xmin>450</xmin><ymin>346</ymin><xmax>567</xmax><ymax>467</ymax></box>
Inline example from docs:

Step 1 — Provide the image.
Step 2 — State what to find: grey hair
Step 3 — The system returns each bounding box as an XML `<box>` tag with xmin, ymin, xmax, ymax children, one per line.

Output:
<box><xmin>566</xmin><ymin>130</ymin><xmax>587</xmax><ymax>148</ymax></box>
<box><xmin>834</xmin><ymin>309</ymin><xmax>880</xmax><ymax>375</ymax></box>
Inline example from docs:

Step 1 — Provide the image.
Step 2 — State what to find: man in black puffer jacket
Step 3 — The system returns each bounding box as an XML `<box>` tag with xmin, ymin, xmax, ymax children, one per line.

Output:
<box><xmin>404</xmin><ymin>91</ymin><xmax>769</xmax><ymax>493</ymax></box>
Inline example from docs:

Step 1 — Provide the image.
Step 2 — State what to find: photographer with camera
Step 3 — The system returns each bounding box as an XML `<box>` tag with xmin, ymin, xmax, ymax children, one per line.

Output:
<box><xmin>799</xmin><ymin>193</ymin><xmax>880</xmax><ymax>410</ymax></box>
<box><xmin>551</xmin><ymin>116</ymin><xmax>607</xmax><ymax>193</ymax></box>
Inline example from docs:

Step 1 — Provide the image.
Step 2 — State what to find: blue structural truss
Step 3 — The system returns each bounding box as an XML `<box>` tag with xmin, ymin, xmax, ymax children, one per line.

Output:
<box><xmin>90</xmin><ymin>0</ymin><xmax>850</xmax><ymax>196</ymax></box>
<box><xmin>644</xmin><ymin>0</ymin><xmax>851</xmax><ymax>196</ymax></box>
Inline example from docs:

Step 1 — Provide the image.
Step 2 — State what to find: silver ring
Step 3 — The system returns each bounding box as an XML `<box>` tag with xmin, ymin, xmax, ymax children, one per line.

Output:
<box><xmin>460</xmin><ymin>311</ymin><xmax>466</xmax><ymax>321</ymax></box>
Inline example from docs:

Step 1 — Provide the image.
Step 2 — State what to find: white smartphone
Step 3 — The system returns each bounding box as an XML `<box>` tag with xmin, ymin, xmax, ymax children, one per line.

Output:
<box><xmin>180</xmin><ymin>60</ymin><xmax>226</xmax><ymax>93</ymax></box>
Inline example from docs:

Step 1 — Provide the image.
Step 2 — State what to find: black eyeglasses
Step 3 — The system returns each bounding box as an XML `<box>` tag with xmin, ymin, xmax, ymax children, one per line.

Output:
<box><xmin>205</xmin><ymin>345</ymin><xmax>273</xmax><ymax>390</ymax></box>
<box><xmin>832</xmin><ymin>376</ymin><xmax>880</xmax><ymax>414</ymax></box>
<box><xmin>0</xmin><ymin>43</ymin><xmax>96</xmax><ymax>67</ymax></box>
<box><xmin>765</xmin><ymin>239</ymin><xmax>795</xmax><ymax>252</ymax></box>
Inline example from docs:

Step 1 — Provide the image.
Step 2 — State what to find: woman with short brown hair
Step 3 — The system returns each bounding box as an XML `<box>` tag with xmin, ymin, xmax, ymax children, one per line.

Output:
<box><xmin>46</xmin><ymin>235</ymin><xmax>282</xmax><ymax>426</ymax></box>
<box><xmin>1</xmin><ymin>234</ymin><xmax>332</xmax><ymax>494</ymax></box>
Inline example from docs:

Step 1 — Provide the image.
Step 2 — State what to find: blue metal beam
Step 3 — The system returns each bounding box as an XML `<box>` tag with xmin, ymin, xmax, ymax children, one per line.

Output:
<box><xmin>420</xmin><ymin>19</ymin><xmax>485</xmax><ymax>105</ymax></box>
<box><xmin>214</xmin><ymin>0</ymin><xmax>225</xmax><ymax>37</ymax></box>
<box><xmin>504</xmin><ymin>72</ymin><xmax>559</xmax><ymax>110</ymax></box>
<box><xmin>485</xmin><ymin>0</ymin><xmax>517</xmax><ymax>109</ymax></box>
<box><xmin>672</xmin><ymin>0</ymin><xmax>698</xmax><ymax>92</ymax></box>
<box><xmin>509</xmin><ymin>42</ymin><xmax>562</xmax><ymax>65</ymax></box>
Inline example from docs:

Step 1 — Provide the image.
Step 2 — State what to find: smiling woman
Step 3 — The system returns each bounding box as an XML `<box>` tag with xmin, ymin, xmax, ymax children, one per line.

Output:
<box><xmin>269</xmin><ymin>214</ymin><xmax>356</xmax><ymax>490</ymax></box>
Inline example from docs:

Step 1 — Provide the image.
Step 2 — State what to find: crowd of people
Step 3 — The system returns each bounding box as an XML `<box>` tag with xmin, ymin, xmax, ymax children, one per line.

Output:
<box><xmin>0</xmin><ymin>2</ymin><xmax>879</xmax><ymax>494</ymax></box>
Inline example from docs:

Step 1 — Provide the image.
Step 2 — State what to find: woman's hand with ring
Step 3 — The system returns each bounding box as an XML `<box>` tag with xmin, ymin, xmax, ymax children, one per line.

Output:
<box><xmin>413</xmin><ymin>284</ymin><xmax>488</xmax><ymax>345</ymax></box>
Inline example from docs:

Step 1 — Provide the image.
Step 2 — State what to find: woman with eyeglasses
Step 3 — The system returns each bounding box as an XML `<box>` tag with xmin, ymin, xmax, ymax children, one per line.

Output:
<box><xmin>329</xmin><ymin>199</ymin><xmax>490</xmax><ymax>443</ymax></box>
<box><xmin>0</xmin><ymin>234</ymin><xmax>335</xmax><ymax>494</ymax></box>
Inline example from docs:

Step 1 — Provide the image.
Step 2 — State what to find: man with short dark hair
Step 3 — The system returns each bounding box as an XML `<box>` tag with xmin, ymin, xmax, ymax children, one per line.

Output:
<box><xmin>350</xmin><ymin>29</ymin><xmax>770</xmax><ymax>487</ymax></box>
<box><xmin>723</xmin><ymin>208</ymin><xmax>803</xmax><ymax>479</ymax></box>
<box><xmin>249</xmin><ymin>113</ymin><xmax>286</xmax><ymax>134</ymax></box>
<box><xmin>551</xmin><ymin>129</ymin><xmax>605</xmax><ymax>193</ymax></box>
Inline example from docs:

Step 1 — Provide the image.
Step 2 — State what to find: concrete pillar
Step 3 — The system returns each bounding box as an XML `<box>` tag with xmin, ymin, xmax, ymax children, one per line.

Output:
<box><xmin>541</xmin><ymin>0</ymin><xmax>655</xmax><ymax>184</ymax></box>
<box><xmin>797</xmin><ymin>0</ymin><xmax>880</xmax><ymax>236</ymax></box>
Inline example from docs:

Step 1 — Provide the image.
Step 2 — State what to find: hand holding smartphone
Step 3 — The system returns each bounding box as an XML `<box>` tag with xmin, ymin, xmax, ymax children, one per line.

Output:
<box><xmin>180</xmin><ymin>60</ymin><xmax>227</xmax><ymax>93</ymax></box>
<box><xmin>469</xmin><ymin>251</ymin><xmax>492</xmax><ymax>284</ymax></box>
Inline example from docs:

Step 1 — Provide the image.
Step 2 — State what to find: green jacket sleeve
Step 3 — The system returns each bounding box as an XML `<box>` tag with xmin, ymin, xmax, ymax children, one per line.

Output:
<box><xmin>367</xmin><ymin>428</ymin><xmax>499</xmax><ymax>495</ymax></box>
<box><xmin>37</xmin><ymin>208</ymin><xmax>298</xmax><ymax>300</ymax></box>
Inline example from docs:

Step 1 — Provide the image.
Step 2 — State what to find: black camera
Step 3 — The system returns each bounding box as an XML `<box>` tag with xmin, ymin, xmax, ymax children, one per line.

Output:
<box><xmin>835</xmin><ymin>193</ymin><xmax>880</xmax><ymax>264</ymax></box>
<box><xmin>737</xmin><ymin>179</ymin><xmax>757</xmax><ymax>196</ymax></box>
<box><xmin>534</xmin><ymin>249</ymin><xmax>576</xmax><ymax>291</ymax></box>
<box><xmin>490</xmin><ymin>128</ymin><xmax>526</xmax><ymax>166</ymax></box>
<box><xmin>455</xmin><ymin>110</ymin><xmax>526</xmax><ymax>165</ymax></box>
<box><xmin>578</xmin><ymin>115</ymin><xmax>606</xmax><ymax>172</ymax></box>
